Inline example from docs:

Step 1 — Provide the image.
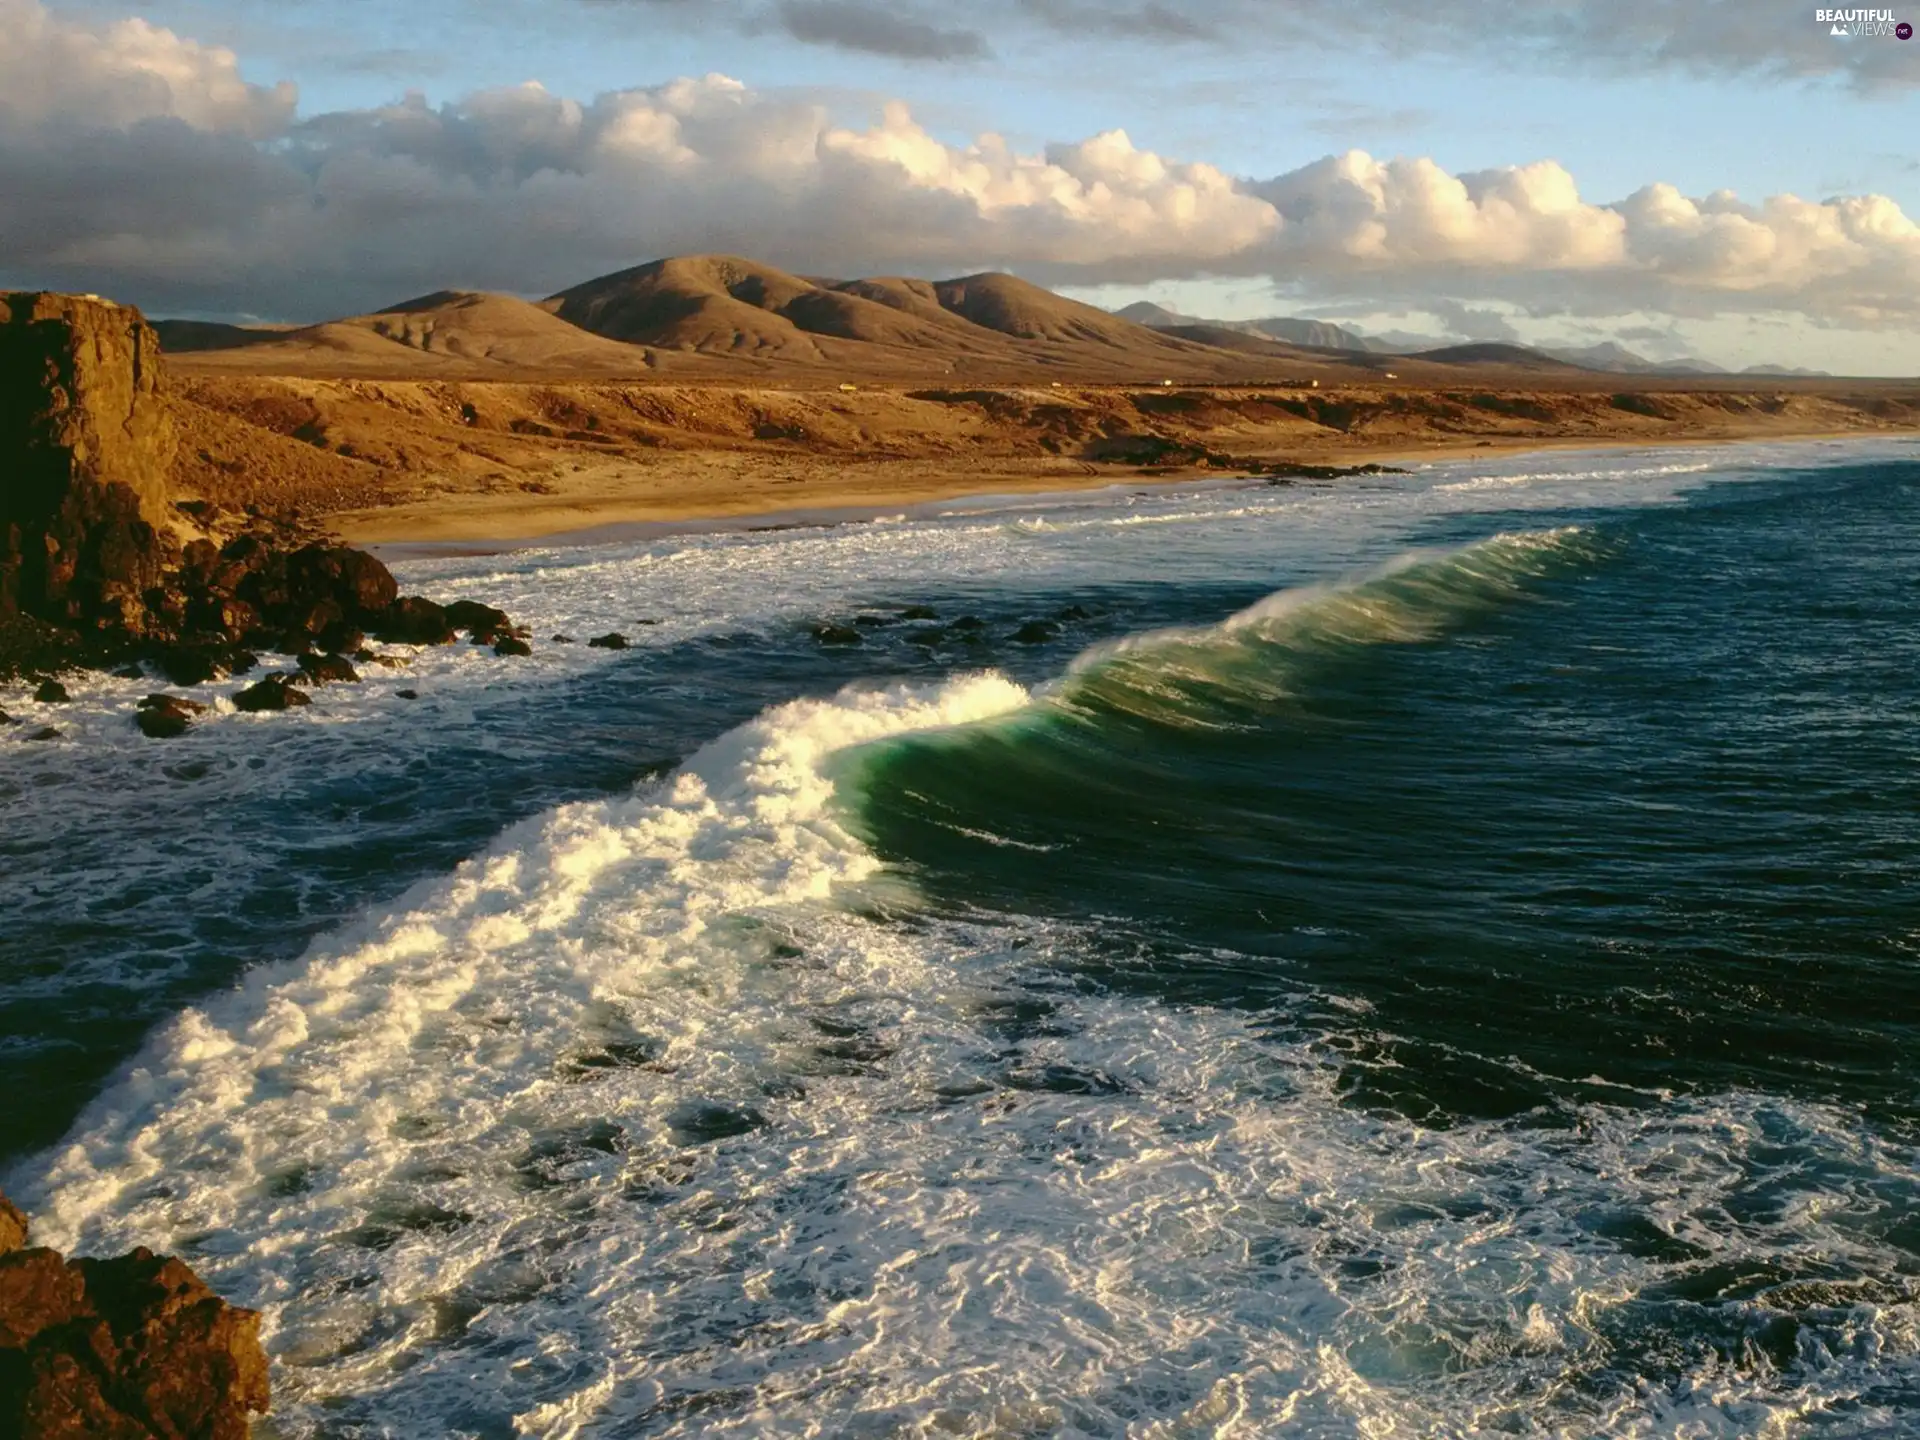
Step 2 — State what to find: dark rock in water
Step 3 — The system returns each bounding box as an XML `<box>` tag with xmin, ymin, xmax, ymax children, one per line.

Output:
<box><xmin>156</xmin><ymin>645</ymin><xmax>228</xmax><ymax>687</ymax></box>
<box><xmin>853</xmin><ymin>614</ymin><xmax>896</xmax><ymax>628</ymax></box>
<box><xmin>395</xmin><ymin>689</ymin><xmax>420</xmax><ymax>700</ymax></box>
<box><xmin>899</xmin><ymin>605</ymin><xmax>939</xmax><ymax>620</ymax></box>
<box><xmin>373</xmin><ymin>596</ymin><xmax>454</xmax><ymax>646</ymax></box>
<box><xmin>352</xmin><ymin>648</ymin><xmax>376</xmax><ymax>663</ymax></box>
<box><xmin>315</xmin><ymin>621</ymin><xmax>364</xmax><ymax>656</ymax></box>
<box><xmin>232</xmin><ymin>676</ymin><xmax>310</xmax><ymax>712</ymax></box>
<box><xmin>950</xmin><ymin>615</ymin><xmax>986</xmax><ymax>632</ymax></box>
<box><xmin>32</xmin><ymin>679</ymin><xmax>68</xmax><ymax>704</ymax></box>
<box><xmin>812</xmin><ymin>624</ymin><xmax>863</xmax><ymax>647</ymax></box>
<box><xmin>1055</xmin><ymin>604</ymin><xmax>1093</xmax><ymax>621</ymax></box>
<box><xmin>905</xmin><ymin>627</ymin><xmax>945</xmax><ymax>647</ymax></box>
<box><xmin>296</xmin><ymin>651</ymin><xmax>359</xmax><ymax>685</ymax></box>
<box><xmin>493</xmin><ymin>636</ymin><xmax>533</xmax><ymax>658</ymax></box>
<box><xmin>551</xmin><ymin>634</ymin><xmax>576</xmax><ymax>644</ymax></box>
<box><xmin>135</xmin><ymin>705</ymin><xmax>191</xmax><ymax>739</ymax></box>
<box><xmin>113</xmin><ymin>665</ymin><xmax>145</xmax><ymax>680</ymax></box>
<box><xmin>0</xmin><ymin>1187</ymin><xmax>270</xmax><ymax>1439</ymax></box>
<box><xmin>138</xmin><ymin>693</ymin><xmax>208</xmax><ymax>714</ymax></box>
<box><xmin>25</xmin><ymin>727</ymin><xmax>60</xmax><ymax>741</ymax></box>
<box><xmin>446</xmin><ymin>600</ymin><xmax>515</xmax><ymax>641</ymax></box>
<box><xmin>1010</xmin><ymin>620</ymin><xmax>1060</xmax><ymax>644</ymax></box>
<box><xmin>0</xmin><ymin>709</ymin><xmax>12</xmax><ymax>725</ymax></box>
<box><xmin>587</xmin><ymin>632</ymin><xmax>630</xmax><ymax>650</ymax></box>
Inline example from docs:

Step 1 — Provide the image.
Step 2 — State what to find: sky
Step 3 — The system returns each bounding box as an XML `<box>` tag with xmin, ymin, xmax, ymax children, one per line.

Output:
<box><xmin>5</xmin><ymin>0</ymin><xmax>1920</xmax><ymax>371</ymax></box>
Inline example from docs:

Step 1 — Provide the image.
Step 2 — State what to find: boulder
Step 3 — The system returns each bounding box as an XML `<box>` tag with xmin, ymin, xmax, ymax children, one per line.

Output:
<box><xmin>493</xmin><ymin>636</ymin><xmax>532</xmax><ymax>658</ymax></box>
<box><xmin>32</xmin><ymin>680</ymin><xmax>68</xmax><ymax>704</ymax></box>
<box><xmin>0</xmin><ymin>1190</ymin><xmax>270</xmax><ymax>1439</ymax></box>
<box><xmin>445</xmin><ymin>600</ymin><xmax>514</xmax><ymax>641</ymax></box>
<box><xmin>134</xmin><ymin>706</ymin><xmax>192</xmax><ymax>740</ymax></box>
<box><xmin>295</xmin><ymin>652</ymin><xmax>359</xmax><ymax>685</ymax></box>
<box><xmin>812</xmin><ymin>624</ymin><xmax>863</xmax><ymax>647</ymax></box>
<box><xmin>155</xmin><ymin>646</ymin><xmax>228</xmax><ymax>688</ymax></box>
<box><xmin>587</xmin><ymin>632</ymin><xmax>630</xmax><ymax>650</ymax></box>
<box><xmin>26</xmin><ymin>727</ymin><xmax>60</xmax><ymax>742</ymax></box>
<box><xmin>231</xmin><ymin>676</ymin><xmax>310</xmax><ymax>713</ymax></box>
<box><xmin>373</xmin><ymin>597</ymin><xmax>454</xmax><ymax>646</ymax></box>
<box><xmin>138</xmin><ymin>693</ymin><xmax>208</xmax><ymax>715</ymax></box>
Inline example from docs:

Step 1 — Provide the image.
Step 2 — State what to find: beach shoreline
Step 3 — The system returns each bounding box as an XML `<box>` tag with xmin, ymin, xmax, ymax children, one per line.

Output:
<box><xmin>342</xmin><ymin>427</ymin><xmax>1909</xmax><ymax>554</ymax></box>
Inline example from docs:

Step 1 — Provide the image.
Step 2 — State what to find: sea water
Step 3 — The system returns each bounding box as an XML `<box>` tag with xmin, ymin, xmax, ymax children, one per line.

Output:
<box><xmin>4</xmin><ymin>441</ymin><xmax>1920</xmax><ymax>1437</ymax></box>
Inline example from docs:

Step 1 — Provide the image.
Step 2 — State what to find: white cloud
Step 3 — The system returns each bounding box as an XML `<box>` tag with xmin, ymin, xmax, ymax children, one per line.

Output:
<box><xmin>0</xmin><ymin>0</ymin><xmax>294</xmax><ymax>135</ymax></box>
<box><xmin>3</xmin><ymin>0</ymin><xmax>1918</xmax><ymax>335</ymax></box>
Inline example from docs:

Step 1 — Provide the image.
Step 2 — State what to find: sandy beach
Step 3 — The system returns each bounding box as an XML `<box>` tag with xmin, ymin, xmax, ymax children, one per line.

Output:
<box><xmin>162</xmin><ymin>370</ymin><xmax>1920</xmax><ymax>546</ymax></box>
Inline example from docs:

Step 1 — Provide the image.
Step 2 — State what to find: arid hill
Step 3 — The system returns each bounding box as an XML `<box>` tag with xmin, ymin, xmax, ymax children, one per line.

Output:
<box><xmin>165</xmin><ymin>254</ymin><xmax>1405</xmax><ymax>384</ymax></box>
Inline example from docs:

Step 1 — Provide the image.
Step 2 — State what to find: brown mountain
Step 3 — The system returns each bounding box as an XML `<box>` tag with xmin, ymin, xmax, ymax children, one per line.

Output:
<box><xmin>171</xmin><ymin>290</ymin><xmax>663</xmax><ymax>377</ymax></box>
<box><xmin>158</xmin><ymin>254</ymin><xmax>1547</xmax><ymax>383</ymax></box>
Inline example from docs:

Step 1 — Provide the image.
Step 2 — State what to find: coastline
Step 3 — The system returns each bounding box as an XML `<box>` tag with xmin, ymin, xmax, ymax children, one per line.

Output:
<box><xmin>340</xmin><ymin>427</ymin><xmax>1911</xmax><ymax>554</ymax></box>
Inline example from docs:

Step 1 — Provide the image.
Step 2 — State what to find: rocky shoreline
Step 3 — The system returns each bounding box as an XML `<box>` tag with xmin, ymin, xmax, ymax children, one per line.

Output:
<box><xmin>0</xmin><ymin>1190</ymin><xmax>269</xmax><ymax>1438</ymax></box>
<box><xmin>1</xmin><ymin>292</ymin><xmax>531</xmax><ymax>737</ymax></box>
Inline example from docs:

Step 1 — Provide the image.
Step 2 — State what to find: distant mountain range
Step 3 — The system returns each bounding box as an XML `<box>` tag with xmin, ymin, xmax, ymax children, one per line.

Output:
<box><xmin>1113</xmin><ymin>302</ymin><xmax>1829</xmax><ymax>378</ymax></box>
<box><xmin>148</xmin><ymin>256</ymin><xmax>1834</xmax><ymax>382</ymax></box>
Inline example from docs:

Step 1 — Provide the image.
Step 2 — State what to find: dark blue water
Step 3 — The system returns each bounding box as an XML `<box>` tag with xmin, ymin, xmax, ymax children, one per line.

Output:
<box><xmin>7</xmin><ymin>447</ymin><xmax>1920</xmax><ymax>1436</ymax></box>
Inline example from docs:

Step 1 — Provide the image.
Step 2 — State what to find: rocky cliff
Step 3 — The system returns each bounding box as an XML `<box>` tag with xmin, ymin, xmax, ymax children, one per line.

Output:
<box><xmin>1</xmin><ymin>293</ymin><xmax>527</xmax><ymax>704</ymax></box>
<box><xmin>0</xmin><ymin>1190</ymin><xmax>270</xmax><ymax>1438</ymax></box>
<box><xmin>0</xmin><ymin>293</ymin><xmax>177</xmax><ymax>646</ymax></box>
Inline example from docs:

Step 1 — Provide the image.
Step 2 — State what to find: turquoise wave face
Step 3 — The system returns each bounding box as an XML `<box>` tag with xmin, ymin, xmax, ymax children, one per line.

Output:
<box><xmin>12</xmin><ymin>447</ymin><xmax>1920</xmax><ymax>1436</ymax></box>
<box><xmin>842</xmin><ymin>478</ymin><xmax>1920</xmax><ymax>1122</ymax></box>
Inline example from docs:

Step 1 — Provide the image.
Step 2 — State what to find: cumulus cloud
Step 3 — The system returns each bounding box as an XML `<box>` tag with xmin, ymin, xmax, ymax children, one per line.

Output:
<box><xmin>0</xmin><ymin>0</ymin><xmax>294</xmax><ymax>134</ymax></box>
<box><xmin>3</xmin><ymin>0</ymin><xmax>1918</xmax><ymax>330</ymax></box>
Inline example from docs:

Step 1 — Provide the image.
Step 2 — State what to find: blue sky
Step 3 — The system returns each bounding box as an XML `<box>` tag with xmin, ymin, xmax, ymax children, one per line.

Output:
<box><xmin>17</xmin><ymin>0</ymin><xmax>1920</xmax><ymax>370</ymax></box>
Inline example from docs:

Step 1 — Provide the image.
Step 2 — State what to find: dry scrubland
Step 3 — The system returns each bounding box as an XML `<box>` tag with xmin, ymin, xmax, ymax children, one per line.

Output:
<box><xmin>155</xmin><ymin>255</ymin><xmax>1920</xmax><ymax>543</ymax></box>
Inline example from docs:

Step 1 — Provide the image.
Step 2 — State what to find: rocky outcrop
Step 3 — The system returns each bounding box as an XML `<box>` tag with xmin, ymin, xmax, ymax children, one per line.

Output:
<box><xmin>1</xmin><ymin>293</ymin><xmax>530</xmax><ymax>693</ymax></box>
<box><xmin>0</xmin><ymin>294</ymin><xmax>176</xmax><ymax>648</ymax></box>
<box><xmin>0</xmin><ymin>1189</ymin><xmax>269</xmax><ymax>1439</ymax></box>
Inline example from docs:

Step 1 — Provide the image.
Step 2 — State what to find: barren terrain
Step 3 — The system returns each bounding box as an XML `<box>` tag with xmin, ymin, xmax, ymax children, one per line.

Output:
<box><xmin>154</xmin><ymin>255</ymin><xmax>1920</xmax><ymax>544</ymax></box>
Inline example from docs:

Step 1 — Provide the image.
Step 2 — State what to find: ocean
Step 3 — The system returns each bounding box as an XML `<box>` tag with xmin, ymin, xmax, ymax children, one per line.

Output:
<box><xmin>4</xmin><ymin>440</ymin><xmax>1920</xmax><ymax>1437</ymax></box>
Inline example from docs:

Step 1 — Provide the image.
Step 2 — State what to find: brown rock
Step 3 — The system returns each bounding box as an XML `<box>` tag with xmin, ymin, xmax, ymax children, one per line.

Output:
<box><xmin>0</xmin><ymin>1193</ymin><xmax>26</xmax><ymax>1253</ymax></box>
<box><xmin>373</xmin><ymin>596</ymin><xmax>454</xmax><ymax>646</ymax></box>
<box><xmin>137</xmin><ymin>694</ymin><xmax>208</xmax><ymax>715</ymax></box>
<box><xmin>294</xmin><ymin>652</ymin><xmax>358</xmax><ymax>685</ymax></box>
<box><xmin>0</xmin><ymin>1190</ymin><xmax>270</xmax><ymax>1438</ymax></box>
<box><xmin>134</xmin><ymin>694</ymin><xmax>203</xmax><ymax>738</ymax></box>
<box><xmin>0</xmin><ymin>295</ymin><xmax>176</xmax><ymax>640</ymax></box>
<box><xmin>445</xmin><ymin>600</ymin><xmax>515</xmax><ymax>641</ymax></box>
<box><xmin>231</xmin><ymin>676</ymin><xmax>310</xmax><ymax>713</ymax></box>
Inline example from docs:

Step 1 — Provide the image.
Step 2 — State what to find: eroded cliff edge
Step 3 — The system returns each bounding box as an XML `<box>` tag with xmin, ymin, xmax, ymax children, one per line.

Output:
<box><xmin>1</xmin><ymin>292</ymin><xmax>529</xmax><ymax>717</ymax></box>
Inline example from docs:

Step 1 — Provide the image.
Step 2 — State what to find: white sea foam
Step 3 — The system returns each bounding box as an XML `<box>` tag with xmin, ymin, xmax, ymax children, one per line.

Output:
<box><xmin>10</xmin><ymin>438</ymin><xmax>1920</xmax><ymax>1438</ymax></box>
<box><xmin>16</xmin><ymin>658</ymin><xmax>1920</xmax><ymax>1438</ymax></box>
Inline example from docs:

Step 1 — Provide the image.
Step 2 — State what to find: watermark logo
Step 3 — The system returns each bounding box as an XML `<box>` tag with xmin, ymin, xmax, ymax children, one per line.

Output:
<box><xmin>1816</xmin><ymin>7</ymin><xmax>1910</xmax><ymax>34</ymax></box>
